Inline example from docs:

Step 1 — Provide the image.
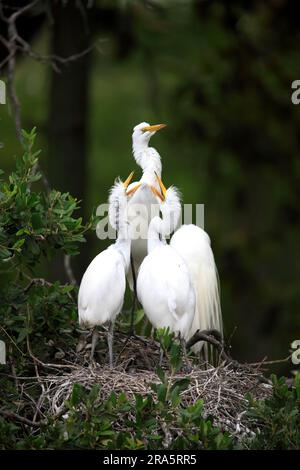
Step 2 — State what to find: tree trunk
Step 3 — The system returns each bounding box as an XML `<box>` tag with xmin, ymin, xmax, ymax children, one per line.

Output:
<box><xmin>48</xmin><ymin>1</ymin><xmax>91</xmax><ymax>282</ymax></box>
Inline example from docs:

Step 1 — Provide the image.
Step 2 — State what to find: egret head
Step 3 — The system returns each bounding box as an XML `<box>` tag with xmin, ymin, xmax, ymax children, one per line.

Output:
<box><xmin>132</xmin><ymin>122</ymin><xmax>166</xmax><ymax>148</ymax></box>
<box><xmin>150</xmin><ymin>174</ymin><xmax>182</xmax><ymax>235</ymax></box>
<box><xmin>108</xmin><ymin>172</ymin><xmax>140</xmax><ymax>231</ymax></box>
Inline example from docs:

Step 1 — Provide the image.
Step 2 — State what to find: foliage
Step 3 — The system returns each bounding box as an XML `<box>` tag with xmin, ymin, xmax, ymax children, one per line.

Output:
<box><xmin>0</xmin><ymin>128</ymin><xmax>88</xmax><ymax>263</ymax></box>
<box><xmin>0</xmin><ymin>340</ymin><xmax>234</xmax><ymax>450</ymax></box>
<box><xmin>0</xmin><ymin>0</ymin><xmax>299</xmax><ymax>451</ymax></box>
<box><xmin>1</xmin><ymin>0</ymin><xmax>299</xmax><ymax>366</ymax></box>
<box><xmin>0</xmin><ymin>136</ymin><xmax>299</xmax><ymax>450</ymax></box>
<box><xmin>246</xmin><ymin>374</ymin><xmax>300</xmax><ymax>450</ymax></box>
<box><xmin>0</xmin><ymin>129</ymin><xmax>93</xmax><ymax>359</ymax></box>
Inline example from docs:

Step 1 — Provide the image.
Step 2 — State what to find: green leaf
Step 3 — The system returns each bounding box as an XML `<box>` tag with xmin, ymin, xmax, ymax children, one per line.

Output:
<box><xmin>156</xmin><ymin>367</ymin><xmax>166</xmax><ymax>383</ymax></box>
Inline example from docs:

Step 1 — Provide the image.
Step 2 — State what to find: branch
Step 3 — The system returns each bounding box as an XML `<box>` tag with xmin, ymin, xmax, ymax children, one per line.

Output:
<box><xmin>186</xmin><ymin>329</ymin><xmax>238</xmax><ymax>365</ymax></box>
<box><xmin>8</xmin><ymin>0</ymin><xmax>39</xmax><ymax>23</ymax></box>
<box><xmin>26</xmin><ymin>335</ymin><xmax>77</xmax><ymax>370</ymax></box>
<box><xmin>0</xmin><ymin>0</ymin><xmax>39</xmax><ymax>141</ymax></box>
<box><xmin>187</xmin><ymin>329</ymin><xmax>223</xmax><ymax>349</ymax></box>
<box><xmin>0</xmin><ymin>0</ymin><xmax>91</xmax><ymax>286</ymax></box>
<box><xmin>0</xmin><ymin>408</ymin><xmax>46</xmax><ymax>427</ymax></box>
<box><xmin>15</xmin><ymin>33</ymin><xmax>100</xmax><ymax>73</ymax></box>
<box><xmin>64</xmin><ymin>254</ymin><xmax>77</xmax><ymax>286</ymax></box>
<box><xmin>249</xmin><ymin>355</ymin><xmax>292</xmax><ymax>367</ymax></box>
<box><xmin>24</xmin><ymin>277</ymin><xmax>53</xmax><ymax>294</ymax></box>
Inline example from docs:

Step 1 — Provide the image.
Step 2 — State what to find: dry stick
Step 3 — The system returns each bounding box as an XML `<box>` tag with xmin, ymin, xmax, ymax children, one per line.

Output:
<box><xmin>9</xmin><ymin>354</ymin><xmax>19</xmax><ymax>391</ymax></box>
<box><xmin>26</xmin><ymin>335</ymin><xmax>77</xmax><ymax>371</ymax></box>
<box><xmin>64</xmin><ymin>254</ymin><xmax>77</xmax><ymax>286</ymax></box>
<box><xmin>6</xmin><ymin>11</ymin><xmax>22</xmax><ymax>141</ymax></box>
<box><xmin>32</xmin><ymin>369</ymin><xmax>46</xmax><ymax>423</ymax></box>
<box><xmin>23</xmin><ymin>275</ymin><xmax>75</xmax><ymax>302</ymax></box>
<box><xmin>0</xmin><ymin>351</ymin><xmax>270</xmax><ymax>438</ymax></box>
<box><xmin>249</xmin><ymin>355</ymin><xmax>292</xmax><ymax>367</ymax></box>
<box><xmin>0</xmin><ymin>325</ymin><xmax>25</xmax><ymax>356</ymax></box>
<box><xmin>15</xmin><ymin>33</ymin><xmax>99</xmax><ymax>73</ymax></box>
<box><xmin>0</xmin><ymin>0</ymin><xmax>39</xmax><ymax>141</ymax></box>
<box><xmin>24</xmin><ymin>277</ymin><xmax>53</xmax><ymax>294</ymax></box>
<box><xmin>0</xmin><ymin>408</ymin><xmax>46</xmax><ymax>427</ymax></box>
<box><xmin>186</xmin><ymin>329</ymin><xmax>240</xmax><ymax>366</ymax></box>
<box><xmin>0</xmin><ymin>1</ymin><xmax>101</xmax><ymax>75</ymax></box>
<box><xmin>187</xmin><ymin>330</ymin><xmax>292</xmax><ymax>373</ymax></box>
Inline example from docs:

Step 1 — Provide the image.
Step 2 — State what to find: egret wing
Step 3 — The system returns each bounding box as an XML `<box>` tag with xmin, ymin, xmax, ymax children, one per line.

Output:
<box><xmin>170</xmin><ymin>224</ymin><xmax>223</xmax><ymax>353</ymax></box>
<box><xmin>78</xmin><ymin>247</ymin><xmax>126</xmax><ymax>326</ymax></box>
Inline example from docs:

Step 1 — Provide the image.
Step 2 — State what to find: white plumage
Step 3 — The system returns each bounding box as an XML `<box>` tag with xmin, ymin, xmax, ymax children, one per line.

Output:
<box><xmin>126</xmin><ymin>122</ymin><xmax>166</xmax><ymax>289</ymax></box>
<box><xmin>137</xmin><ymin>245</ymin><xmax>196</xmax><ymax>340</ymax></box>
<box><xmin>78</xmin><ymin>247</ymin><xmax>127</xmax><ymax>328</ymax></box>
<box><xmin>78</xmin><ymin>175</ymin><xmax>138</xmax><ymax>365</ymax></box>
<box><xmin>78</xmin><ymin>122</ymin><xmax>223</xmax><ymax>366</ymax></box>
<box><xmin>171</xmin><ymin>224</ymin><xmax>223</xmax><ymax>353</ymax></box>
<box><xmin>137</xmin><ymin>174</ymin><xmax>223</xmax><ymax>357</ymax></box>
<box><xmin>137</xmin><ymin>185</ymin><xmax>196</xmax><ymax>341</ymax></box>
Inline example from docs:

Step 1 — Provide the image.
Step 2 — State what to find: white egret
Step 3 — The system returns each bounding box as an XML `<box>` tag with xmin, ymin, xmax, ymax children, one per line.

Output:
<box><xmin>136</xmin><ymin>181</ymin><xmax>196</xmax><ymax>345</ymax></box>
<box><xmin>126</xmin><ymin>122</ymin><xmax>167</xmax><ymax>289</ymax></box>
<box><xmin>171</xmin><ymin>226</ymin><xmax>223</xmax><ymax>353</ymax></box>
<box><xmin>78</xmin><ymin>173</ymin><xmax>140</xmax><ymax>366</ymax></box>
<box><xmin>153</xmin><ymin>175</ymin><xmax>223</xmax><ymax>355</ymax></box>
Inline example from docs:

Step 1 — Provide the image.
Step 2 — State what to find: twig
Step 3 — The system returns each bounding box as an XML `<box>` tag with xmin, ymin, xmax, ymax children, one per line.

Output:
<box><xmin>0</xmin><ymin>325</ymin><xmax>25</xmax><ymax>356</ymax></box>
<box><xmin>0</xmin><ymin>408</ymin><xmax>45</xmax><ymax>427</ymax></box>
<box><xmin>0</xmin><ymin>329</ymin><xmax>275</xmax><ymax>439</ymax></box>
<box><xmin>249</xmin><ymin>355</ymin><xmax>292</xmax><ymax>367</ymax></box>
<box><xmin>0</xmin><ymin>1</ymin><xmax>91</xmax><ymax>286</ymax></box>
<box><xmin>64</xmin><ymin>254</ymin><xmax>77</xmax><ymax>286</ymax></box>
<box><xmin>26</xmin><ymin>335</ymin><xmax>77</xmax><ymax>370</ymax></box>
<box><xmin>24</xmin><ymin>277</ymin><xmax>53</xmax><ymax>294</ymax></box>
<box><xmin>186</xmin><ymin>329</ymin><xmax>234</xmax><ymax>363</ymax></box>
<box><xmin>9</xmin><ymin>354</ymin><xmax>19</xmax><ymax>391</ymax></box>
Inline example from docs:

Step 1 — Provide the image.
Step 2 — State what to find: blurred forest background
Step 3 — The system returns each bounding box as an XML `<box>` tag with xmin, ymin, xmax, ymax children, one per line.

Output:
<box><xmin>0</xmin><ymin>0</ymin><xmax>299</xmax><ymax>371</ymax></box>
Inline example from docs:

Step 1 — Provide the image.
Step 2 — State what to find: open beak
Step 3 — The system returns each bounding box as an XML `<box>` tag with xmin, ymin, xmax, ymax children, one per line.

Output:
<box><xmin>123</xmin><ymin>171</ymin><xmax>134</xmax><ymax>189</ymax></box>
<box><xmin>126</xmin><ymin>182</ymin><xmax>142</xmax><ymax>196</ymax></box>
<box><xmin>150</xmin><ymin>185</ymin><xmax>164</xmax><ymax>202</ymax></box>
<box><xmin>141</xmin><ymin>123</ymin><xmax>167</xmax><ymax>133</ymax></box>
<box><xmin>155</xmin><ymin>172</ymin><xmax>167</xmax><ymax>200</ymax></box>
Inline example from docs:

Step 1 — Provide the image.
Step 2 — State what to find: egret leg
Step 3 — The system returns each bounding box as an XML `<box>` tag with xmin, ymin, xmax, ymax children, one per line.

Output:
<box><xmin>90</xmin><ymin>328</ymin><xmax>99</xmax><ymax>362</ymax></box>
<box><xmin>107</xmin><ymin>321</ymin><xmax>114</xmax><ymax>369</ymax></box>
<box><xmin>180</xmin><ymin>336</ymin><xmax>192</xmax><ymax>373</ymax></box>
<box><xmin>159</xmin><ymin>345</ymin><xmax>164</xmax><ymax>367</ymax></box>
<box><xmin>129</xmin><ymin>254</ymin><xmax>137</xmax><ymax>336</ymax></box>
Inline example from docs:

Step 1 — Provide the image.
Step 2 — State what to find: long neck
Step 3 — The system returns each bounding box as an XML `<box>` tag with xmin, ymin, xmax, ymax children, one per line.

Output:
<box><xmin>147</xmin><ymin>199</ymin><xmax>181</xmax><ymax>253</ymax></box>
<box><xmin>114</xmin><ymin>237</ymin><xmax>131</xmax><ymax>271</ymax></box>
<box><xmin>147</xmin><ymin>216</ymin><xmax>164</xmax><ymax>253</ymax></box>
<box><xmin>114</xmin><ymin>202</ymin><xmax>131</xmax><ymax>271</ymax></box>
<box><xmin>133</xmin><ymin>143</ymin><xmax>162</xmax><ymax>184</ymax></box>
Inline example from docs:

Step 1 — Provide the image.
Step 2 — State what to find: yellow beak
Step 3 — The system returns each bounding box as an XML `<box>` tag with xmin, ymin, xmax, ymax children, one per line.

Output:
<box><xmin>155</xmin><ymin>172</ymin><xmax>167</xmax><ymax>199</ymax></box>
<box><xmin>150</xmin><ymin>185</ymin><xmax>165</xmax><ymax>202</ymax></box>
<box><xmin>123</xmin><ymin>171</ymin><xmax>134</xmax><ymax>189</ymax></box>
<box><xmin>126</xmin><ymin>182</ymin><xmax>142</xmax><ymax>196</ymax></box>
<box><xmin>141</xmin><ymin>123</ymin><xmax>167</xmax><ymax>133</ymax></box>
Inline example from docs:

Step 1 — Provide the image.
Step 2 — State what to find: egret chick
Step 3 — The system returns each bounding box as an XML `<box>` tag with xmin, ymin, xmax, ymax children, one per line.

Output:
<box><xmin>136</xmin><ymin>180</ymin><xmax>196</xmax><ymax>346</ymax></box>
<box><xmin>78</xmin><ymin>173</ymin><xmax>140</xmax><ymax>366</ymax></box>
<box><xmin>153</xmin><ymin>175</ymin><xmax>223</xmax><ymax>356</ymax></box>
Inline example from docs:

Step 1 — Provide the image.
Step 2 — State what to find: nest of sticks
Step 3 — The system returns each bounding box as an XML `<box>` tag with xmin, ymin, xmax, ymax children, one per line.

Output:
<box><xmin>2</xmin><ymin>330</ymin><xmax>273</xmax><ymax>441</ymax></box>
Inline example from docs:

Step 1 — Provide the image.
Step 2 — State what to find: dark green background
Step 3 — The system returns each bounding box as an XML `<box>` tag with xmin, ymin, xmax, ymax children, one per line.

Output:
<box><xmin>0</xmin><ymin>0</ymin><xmax>299</xmax><ymax>370</ymax></box>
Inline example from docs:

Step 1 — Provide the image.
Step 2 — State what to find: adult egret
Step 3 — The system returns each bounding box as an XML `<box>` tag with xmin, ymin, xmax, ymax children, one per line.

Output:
<box><xmin>126</xmin><ymin>122</ymin><xmax>167</xmax><ymax>289</ymax></box>
<box><xmin>153</xmin><ymin>175</ymin><xmax>223</xmax><ymax>355</ymax></box>
<box><xmin>136</xmin><ymin>182</ymin><xmax>196</xmax><ymax>344</ymax></box>
<box><xmin>78</xmin><ymin>173</ymin><xmax>140</xmax><ymax>366</ymax></box>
